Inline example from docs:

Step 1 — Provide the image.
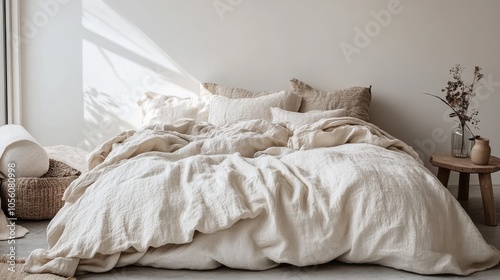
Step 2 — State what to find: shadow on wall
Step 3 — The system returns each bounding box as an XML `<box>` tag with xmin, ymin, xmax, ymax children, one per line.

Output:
<box><xmin>78</xmin><ymin>88</ymin><xmax>132</xmax><ymax>152</ymax></box>
<box><xmin>81</xmin><ymin>0</ymin><xmax>200</xmax><ymax>151</ymax></box>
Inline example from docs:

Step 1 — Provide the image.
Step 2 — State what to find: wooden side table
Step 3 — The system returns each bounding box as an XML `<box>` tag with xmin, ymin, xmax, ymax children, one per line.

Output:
<box><xmin>430</xmin><ymin>152</ymin><xmax>500</xmax><ymax>226</ymax></box>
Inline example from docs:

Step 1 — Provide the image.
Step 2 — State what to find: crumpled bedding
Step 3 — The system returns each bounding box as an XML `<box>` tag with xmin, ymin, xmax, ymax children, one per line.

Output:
<box><xmin>25</xmin><ymin>117</ymin><xmax>500</xmax><ymax>277</ymax></box>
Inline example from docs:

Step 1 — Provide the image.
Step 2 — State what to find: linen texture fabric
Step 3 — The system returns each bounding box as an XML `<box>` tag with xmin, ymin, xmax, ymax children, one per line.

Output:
<box><xmin>289</xmin><ymin>78</ymin><xmax>371</xmax><ymax>122</ymax></box>
<box><xmin>271</xmin><ymin>107</ymin><xmax>348</xmax><ymax>131</ymax></box>
<box><xmin>208</xmin><ymin>91</ymin><xmax>302</xmax><ymax>126</ymax></box>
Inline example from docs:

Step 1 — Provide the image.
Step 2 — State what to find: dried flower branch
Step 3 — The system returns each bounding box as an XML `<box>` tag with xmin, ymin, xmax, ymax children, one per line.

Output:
<box><xmin>423</xmin><ymin>64</ymin><xmax>484</xmax><ymax>138</ymax></box>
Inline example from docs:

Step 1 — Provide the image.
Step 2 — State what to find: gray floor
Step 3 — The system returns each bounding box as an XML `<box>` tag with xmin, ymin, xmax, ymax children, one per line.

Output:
<box><xmin>14</xmin><ymin>185</ymin><xmax>500</xmax><ymax>279</ymax></box>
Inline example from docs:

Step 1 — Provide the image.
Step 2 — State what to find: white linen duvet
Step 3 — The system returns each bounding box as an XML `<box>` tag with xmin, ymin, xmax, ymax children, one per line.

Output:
<box><xmin>25</xmin><ymin>117</ymin><xmax>499</xmax><ymax>277</ymax></box>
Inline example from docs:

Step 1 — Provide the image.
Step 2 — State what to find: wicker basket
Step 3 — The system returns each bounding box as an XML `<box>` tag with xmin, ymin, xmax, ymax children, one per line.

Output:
<box><xmin>0</xmin><ymin>159</ymin><xmax>80</xmax><ymax>220</ymax></box>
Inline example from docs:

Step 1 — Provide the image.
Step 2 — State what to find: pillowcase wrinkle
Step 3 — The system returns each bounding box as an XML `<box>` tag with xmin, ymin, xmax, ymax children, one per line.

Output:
<box><xmin>271</xmin><ymin>107</ymin><xmax>348</xmax><ymax>131</ymax></box>
<box><xmin>201</xmin><ymin>82</ymin><xmax>279</xmax><ymax>99</ymax></box>
<box><xmin>138</xmin><ymin>92</ymin><xmax>208</xmax><ymax>125</ymax></box>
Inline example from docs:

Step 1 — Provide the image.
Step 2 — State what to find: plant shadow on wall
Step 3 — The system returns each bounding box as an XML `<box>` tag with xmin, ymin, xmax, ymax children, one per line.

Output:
<box><xmin>81</xmin><ymin>88</ymin><xmax>132</xmax><ymax>151</ymax></box>
<box><xmin>80</xmin><ymin>0</ymin><xmax>200</xmax><ymax>151</ymax></box>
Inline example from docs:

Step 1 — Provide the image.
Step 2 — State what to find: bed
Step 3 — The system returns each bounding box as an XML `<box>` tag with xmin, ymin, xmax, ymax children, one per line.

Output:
<box><xmin>24</xmin><ymin>79</ymin><xmax>500</xmax><ymax>277</ymax></box>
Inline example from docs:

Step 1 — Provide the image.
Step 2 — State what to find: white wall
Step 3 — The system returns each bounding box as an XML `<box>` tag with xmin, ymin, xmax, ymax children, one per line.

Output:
<box><xmin>19</xmin><ymin>0</ymin><xmax>500</xmax><ymax>183</ymax></box>
<box><xmin>20</xmin><ymin>0</ymin><xmax>83</xmax><ymax>146</ymax></box>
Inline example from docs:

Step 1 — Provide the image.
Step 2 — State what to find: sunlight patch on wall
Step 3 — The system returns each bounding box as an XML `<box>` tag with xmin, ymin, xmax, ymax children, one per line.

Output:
<box><xmin>81</xmin><ymin>0</ymin><xmax>199</xmax><ymax>151</ymax></box>
<box><xmin>82</xmin><ymin>0</ymin><xmax>186</xmax><ymax>78</ymax></box>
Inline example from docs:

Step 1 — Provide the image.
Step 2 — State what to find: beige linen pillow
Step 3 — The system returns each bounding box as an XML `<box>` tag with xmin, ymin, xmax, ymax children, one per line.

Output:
<box><xmin>138</xmin><ymin>92</ymin><xmax>208</xmax><ymax>125</ymax></box>
<box><xmin>201</xmin><ymin>82</ymin><xmax>278</xmax><ymax>99</ymax></box>
<box><xmin>271</xmin><ymin>107</ymin><xmax>348</xmax><ymax>131</ymax></box>
<box><xmin>208</xmin><ymin>91</ymin><xmax>302</xmax><ymax>126</ymax></box>
<box><xmin>289</xmin><ymin>78</ymin><xmax>371</xmax><ymax>122</ymax></box>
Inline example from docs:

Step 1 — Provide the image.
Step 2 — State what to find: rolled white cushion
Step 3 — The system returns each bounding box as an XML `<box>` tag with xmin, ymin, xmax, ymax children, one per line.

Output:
<box><xmin>0</xmin><ymin>125</ymin><xmax>49</xmax><ymax>178</ymax></box>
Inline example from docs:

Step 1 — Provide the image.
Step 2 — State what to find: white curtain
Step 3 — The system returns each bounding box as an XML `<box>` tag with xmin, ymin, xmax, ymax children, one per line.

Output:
<box><xmin>2</xmin><ymin>0</ymin><xmax>21</xmax><ymax>125</ymax></box>
<box><xmin>0</xmin><ymin>0</ymin><xmax>6</xmax><ymax>125</ymax></box>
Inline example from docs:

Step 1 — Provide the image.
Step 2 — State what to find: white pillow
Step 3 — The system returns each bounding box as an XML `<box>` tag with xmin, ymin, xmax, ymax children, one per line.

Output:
<box><xmin>271</xmin><ymin>107</ymin><xmax>348</xmax><ymax>131</ymax></box>
<box><xmin>138</xmin><ymin>92</ymin><xmax>209</xmax><ymax>125</ymax></box>
<box><xmin>208</xmin><ymin>91</ymin><xmax>302</xmax><ymax>126</ymax></box>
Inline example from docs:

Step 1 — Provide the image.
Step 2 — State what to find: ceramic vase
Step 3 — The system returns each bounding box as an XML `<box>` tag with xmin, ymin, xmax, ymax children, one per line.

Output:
<box><xmin>470</xmin><ymin>137</ymin><xmax>491</xmax><ymax>165</ymax></box>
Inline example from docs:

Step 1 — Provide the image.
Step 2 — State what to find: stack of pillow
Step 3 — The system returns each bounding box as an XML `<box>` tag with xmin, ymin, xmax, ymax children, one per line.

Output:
<box><xmin>138</xmin><ymin>78</ymin><xmax>372</xmax><ymax>131</ymax></box>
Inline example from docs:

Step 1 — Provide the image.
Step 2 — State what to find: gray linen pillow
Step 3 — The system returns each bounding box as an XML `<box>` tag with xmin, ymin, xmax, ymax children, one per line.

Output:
<box><xmin>289</xmin><ymin>78</ymin><xmax>372</xmax><ymax>122</ymax></box>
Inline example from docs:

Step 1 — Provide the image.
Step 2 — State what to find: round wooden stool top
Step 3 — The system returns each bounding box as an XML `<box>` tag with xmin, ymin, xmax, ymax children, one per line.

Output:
<box><xmin>430</xmin><ymin>152</ymin><xmax>500</xmax><ymax>173</ymax></box>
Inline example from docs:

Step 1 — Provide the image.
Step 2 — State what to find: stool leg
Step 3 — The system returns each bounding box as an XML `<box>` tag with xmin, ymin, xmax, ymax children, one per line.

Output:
<box><xmin>436</xmin><ymin>168</ymin><xmax>450</xmax><ymax>188</ymax></box>
<box><xmin>478</xmin><ymin>173</ymin><xmax>497</xmax><ymax>226</ymax></box>
<box><xmin>457</xmin><ymin>172</ymin><xmax>470</xmax><ymax>200</ymax></box>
